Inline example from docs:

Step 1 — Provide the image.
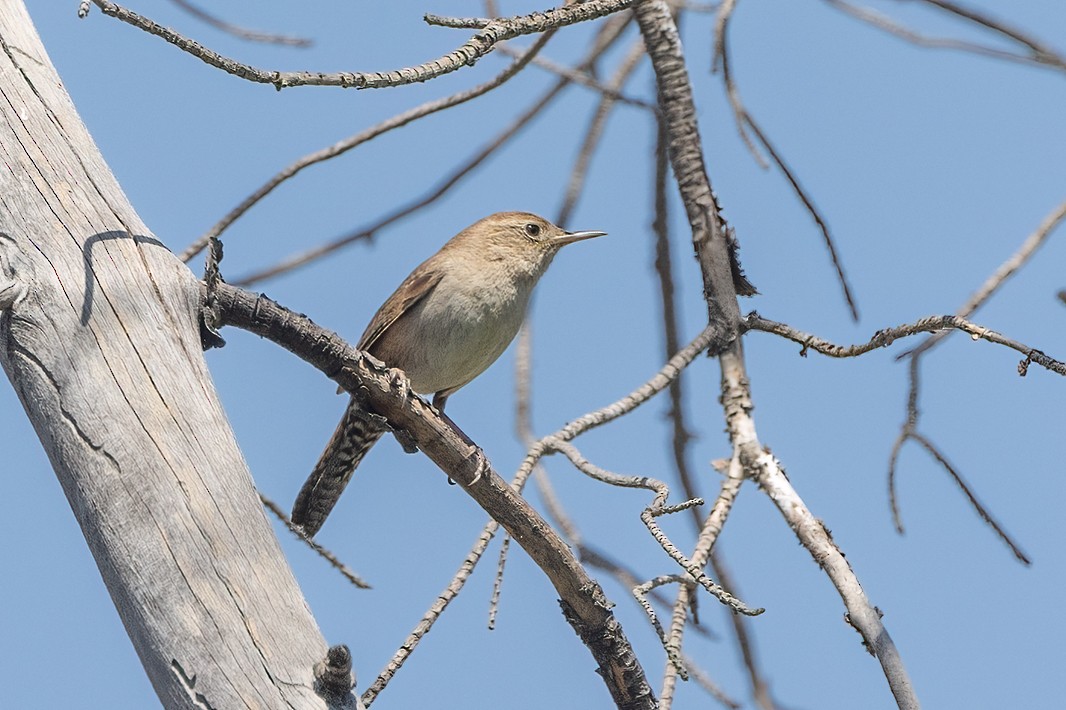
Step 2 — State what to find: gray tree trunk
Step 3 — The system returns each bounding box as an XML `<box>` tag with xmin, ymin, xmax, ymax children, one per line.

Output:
<box><xmin>0</xmin><ymin>3</ymin><xmax>334</xmax><ymax>707</ymax></box>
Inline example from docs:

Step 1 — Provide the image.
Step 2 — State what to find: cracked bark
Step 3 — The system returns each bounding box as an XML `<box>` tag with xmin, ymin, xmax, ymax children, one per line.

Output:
<box><xmin>0</xmin><ymin>4</ymin><xmax>335</xmax><ymax>708</ymax></box>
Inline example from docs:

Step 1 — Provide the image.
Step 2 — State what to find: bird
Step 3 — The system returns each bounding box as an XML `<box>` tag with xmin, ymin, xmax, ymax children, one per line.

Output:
<box><xmin>291</xmin><ymin>212</ymin><xmax>606</xmax><ymax>537</ymax></box>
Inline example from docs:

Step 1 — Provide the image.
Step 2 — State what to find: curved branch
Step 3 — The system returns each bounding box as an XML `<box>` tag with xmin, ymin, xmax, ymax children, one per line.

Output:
<box><xmin>89</xmin><ymin>0</ymin><xmax>640</xmax><ymax>89</ymax></box>
<box><xmin>744</xmin><ymin>312</ymin><xmax>1066</xmax><ymax>376</ymax></box>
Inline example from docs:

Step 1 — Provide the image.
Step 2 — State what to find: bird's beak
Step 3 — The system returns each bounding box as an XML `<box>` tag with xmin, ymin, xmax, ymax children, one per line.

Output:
<box><xmin>552</xmin><ymin>229</ymin><xmax>607</xmax><ymax>247</ymax></box>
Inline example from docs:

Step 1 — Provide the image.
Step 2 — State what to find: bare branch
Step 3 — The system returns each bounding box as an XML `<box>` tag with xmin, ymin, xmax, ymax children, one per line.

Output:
<box><xmin>230</xmin><ymin>83</ymin><xmax>561</xmax><ymax>284</ymax></box>
<box><xmin>824</xmin><ymin>0</ymin><xmax>1066</xmax><ymax>72</ymax></box>
<box><xmin>719</xmin><ymin>345</ymin><xmax>920</xmax><ymax>708</ymax></box>
<box><xmin>259</xmin><ymin>493</ymin><xmax>372</xmax><ymax>589</ymax></box>
<box><xmin>365</xmin><ymin>519</ymin><xmax>502</xmax><ymax>704</ymax></box>
<box><xmin>166</xmin><ymin>0</ymin><xmax>312</xmax><ymax>47</ymax></box>
<box><xmin>651</xmin><ymin>118</ymin><xmax>702</xmax><ymax>529</ymax></box>
<box><xmin>486</xmin><ymin>533</ymin><xmax>511</xmax><ymax>630</ymax></box>
<box><xmin>745</xmin><ymin>312</ymin><xmax>1066</xmax><ymax>376</ymax></box>
<box><xmin>496</xmin><ymin>44</ymin><xmax>657</xmax><ymax>109</ymax></box>
<box><xmin>651</xmin><ymin>113</ymin><xmax>779</xmax><ymax>710</ymax></box>
<box><xmin>191</xmin><ymin>16</ymin><xmax>633</xmax><ymax>278</ymax></box>
<box><xmin>661</xmin><ymin>461</ymin><xmax>745</xmax><ymax>707</ymax></box>
<box><xmin>211</xmin><ymin>283</ymin><xmax>656</xmax><ymax>708</ymax></box>
<box><xmin>637</xmin><ymin>0</ymin><xmax>757</xmax><ymax>339</ymax></box>
<box><xmin>634</xmin><ymin>574</ymin><xmax>694</xmax><ymax>676</ymax></box>
<box><xmin>888</xmin><ymin>357</ymin><xmax>921</xmax><ymax>534</ymax></box>
<box><xmin>876</xmin><ymin>199</ymin><xmax>1066</xmax><ymax>567</ymax></box>
<box><xmin>715</xmin><ymin>2</ymin><xmax>859</xmax><ymax>320</ymax></box>
<box><xmin>637</xmin><ymin>1</ymin><xmax>917</xmax><ymax>702</ymax></box>
<box><xmin>90</xmin><ymin>0</ymin><xmax>642</xmax><ymax>89</ymax></box>
<box><xmin>903</xmin><ymin>431</ymin><xmax>1030</xmax><ymax>564</ymax></box>
<box><xmin>915</xmin><ymin>0</ymin><xmax>1066</xmax><ymax>68</ymax></box>
<box><xmin>517</xmin><ymin>321</ymin><xmax>737</xmax><ymax>705</ymax></box>
<box><xmin>557</xmin><ymin>38</ymin><xmax>647</xmax><ymax>226</ymax></box>
<box><xmin>551</xmin><ymin>441</ymin><xmax>762</xmax><ymax>616</ymax></box>
<box><xmin>518</xmin><ymin>324</ymin><xmax>719</xmax><ymax>468</ymax></box>
<box><xmin>903</xmin><ymin>197</ymin><xmax>1066</xmax><ymax>359</ymax></box>
<box><xmin>180</xmin><ymin>30</ymin><xmax>557</xmax><ymax>262</ymax></box>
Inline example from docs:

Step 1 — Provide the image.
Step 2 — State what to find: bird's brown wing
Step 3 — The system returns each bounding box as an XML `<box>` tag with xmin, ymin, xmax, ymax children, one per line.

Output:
<box><xmin>357</xmin><ymin>265</ymin><xmax>444</xmax><ymax>351</ymax></box>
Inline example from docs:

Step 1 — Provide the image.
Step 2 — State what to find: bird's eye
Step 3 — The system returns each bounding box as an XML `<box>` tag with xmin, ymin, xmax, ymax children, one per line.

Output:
<box><xmin>524</xmin><ymin>223</ymin><xmax>541</xmax><ymax>237</ymax></box>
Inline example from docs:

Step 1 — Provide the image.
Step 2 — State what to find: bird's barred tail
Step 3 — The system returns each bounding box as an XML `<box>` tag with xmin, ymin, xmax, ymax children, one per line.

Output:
<box><xmin>291</xmin><ymin>401</ymin><xmax>386</xmax><ymax>537</ymax></box>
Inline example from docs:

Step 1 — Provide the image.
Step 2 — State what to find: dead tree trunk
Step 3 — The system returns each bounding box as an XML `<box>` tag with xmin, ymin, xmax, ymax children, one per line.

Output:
<box><xmin>0</xmin><ymin>4</ymin><xmax>336</xmax><ymax>707</ymax></box>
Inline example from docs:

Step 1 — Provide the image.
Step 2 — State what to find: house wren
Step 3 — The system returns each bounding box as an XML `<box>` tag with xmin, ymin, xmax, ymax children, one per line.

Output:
<box><xmin>291</xmin><ymin>212</ymin><xmax>606</xmax><ymax>537</ymax></box>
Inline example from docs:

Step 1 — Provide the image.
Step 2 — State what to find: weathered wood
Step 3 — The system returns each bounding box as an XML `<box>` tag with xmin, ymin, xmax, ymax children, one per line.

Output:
<box><xmin>0</xmin><ymin>4</ymin><xmax>337</xmax><ymax>707</ymax></box>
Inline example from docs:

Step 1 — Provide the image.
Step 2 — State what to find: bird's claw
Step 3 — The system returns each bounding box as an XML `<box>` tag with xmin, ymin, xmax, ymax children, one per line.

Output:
<box><xmin>392</xmin><ymin>428</ymin><xmax>420</xmax><ymax>454</ymax></box>
<box><xmin>469</xmin><ymin>446</ymin><xmax>488</xmax><ymax>485</ymax></box>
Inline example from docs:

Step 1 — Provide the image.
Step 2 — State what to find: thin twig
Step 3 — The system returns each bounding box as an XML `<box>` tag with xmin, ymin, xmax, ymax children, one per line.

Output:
<box><xmin>902</xmin><ymin>197</ymin><xmax>1066</xmax><ymax>359</ymax></box>
<box><xmin>557</xmin><ymin>38</ymin><xmax>647</xmax><ymax>226</ymax></box>
<box><xmin>551</xmin><ymin>441</ymin><xmax>762</xmax><ymax>616</ymax></box>
<box><xmin>651</xmin><ymin>117</ymin><xmax>702</xmax><ymax>532</ymax></box>
<box><xmin>363</xmin><ymin>521</ymin><xmax>503</xmax><ymax>705</ymax></box>
<box><xmin>518</xmin><ymin>317</ymin><xmax>724</xmax><ymax>695</ymax></box>
<box><xmin>495</xmin><ymin>44</ymin><xmax>656</xmax><ymax>109</ymax></box>
<box><xmin>708</xmin><ymin>554</ymin><xmax>778</xmax><ymax>710</ymax></box>
<box><xmin>715</xmin><ymin>3</ymin><xmax>859</xmax><ymax>320</ymax></box>
<box><xmin>882</xmin><ymin>200</ymin><xmax>1066</xmax><ymax>566</ymax></box>
<box><xmin>651</xmin><ymin>99</ymin><xmax>779</xmax><ymax>710</ymax></box>
<box><xmin>824</xmin><ymin>0</ymin><xmax>1066</xmax><ymax>72</ymax></box>
<box><xmin>714</xmin><ymin>2</ymin><xmax>768</xmax><ymax>168</ymax></box>
<box><xmin>888</xmin><ymin>348</ymin><xmax>1030</xmax><ymax>564</ymax></box>
<box><xmin>916</xmin><ymin>0</ymin><xmax>1066</xmax><ymax>69</ymax></box>
<box><xmin>166</xmin><ymin>0</ymin><xmax>312</xmax><ymax>47</ymax></box>
<box><xmin>487</xmin><ymin>534</ymin><xmax>511</xmax><ymax>630</ymax></box>
<box><xmin>180</xmin><ymin>30</ymin><xmax>557</xmax><ymax>262</ymax></box>
<box><xmin>905</xmin><ymin>432</ymin><xmax>1030</xmax><ymax>564</ymax></box>
<box><xmin>683</xmin><ymin>656</ymin><xmax>742</xmax><ymax>709</ymax></box>
<box><xmin>661</xmin><ymin>460</ymin><xmax>745</xmax><ymax>707</ymax></box>
<box><xmin>518</xmin><ymin>325</ymin><xmax>720</xmax><ymax>481</ymax></box>
<box><xmin>634</xmin><ymin>575</ymin><xmax>695</xmax><ymax>676</ymax></box>
<box><xmin>516</xmin><ymin>322</ymin><xmax>727</xmax><ymax>703</ymax></box>
<box><xmin>232</xmin><ymin>83</ymin><xmax>565</xmax><ymax>284</ymax></box>
<box><xmin>259</xmin><ymin>493</ymin><xmax>371</xmax><ymax>589</ymax></box>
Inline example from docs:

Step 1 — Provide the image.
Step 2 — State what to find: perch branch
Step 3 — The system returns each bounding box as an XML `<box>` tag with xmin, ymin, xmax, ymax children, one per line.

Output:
<box><xmin>210</xmin><ymin>282</ymin><xmax>655</xmax><ymax>709</ymax></box>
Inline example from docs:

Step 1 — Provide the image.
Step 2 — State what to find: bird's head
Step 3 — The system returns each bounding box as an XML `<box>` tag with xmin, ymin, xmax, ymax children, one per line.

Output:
<box><xmin>453</xmin><ymin>211</ymin><xmax>606</xmax><ymax>275</ymax></box>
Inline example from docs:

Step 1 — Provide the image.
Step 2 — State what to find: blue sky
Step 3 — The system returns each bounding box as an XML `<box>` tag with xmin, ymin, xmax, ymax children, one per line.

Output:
<box><xmin>3</xmin><ymin>2</ymin><xmax>1065</xmax><ymax>708</ymax></box>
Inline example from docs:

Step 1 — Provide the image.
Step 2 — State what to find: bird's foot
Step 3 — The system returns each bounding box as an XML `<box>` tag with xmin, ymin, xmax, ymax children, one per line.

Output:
<box><xmin>386</xmin><ymin>367</ymin><xmax>412</xmax><ymax>398</ymax></box>
<box><xmin>391</xmin><ymin>427</ymin><xmax>420</xmax><ymax>454</ymax></box>
<box><xmin>469</xmin><ymin>445</ymin><xmax>489</xmax><ymax>486</ymax></box>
